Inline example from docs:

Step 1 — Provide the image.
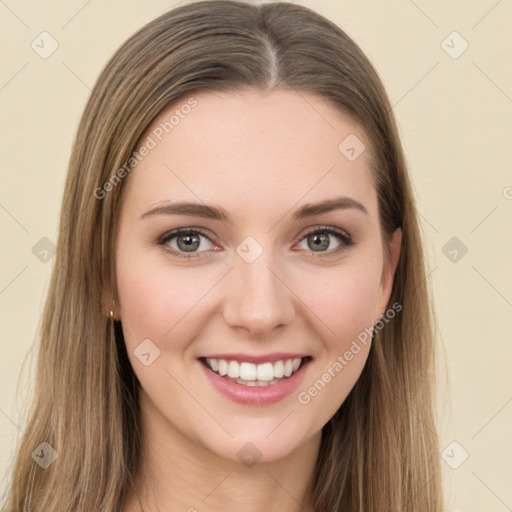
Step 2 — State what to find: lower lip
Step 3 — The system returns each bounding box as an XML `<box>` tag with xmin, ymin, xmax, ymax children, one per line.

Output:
<box><xmin>198</xmin><ymin>359</ymin><xmax>311</xmax><ymax>406</ymax></box>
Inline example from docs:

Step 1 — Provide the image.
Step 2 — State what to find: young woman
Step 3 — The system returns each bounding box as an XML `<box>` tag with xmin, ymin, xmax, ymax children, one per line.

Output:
<box><xmin>4</xmin><ymin>1</ymin><xmax>444</xmax><ymax>510</ymax></box>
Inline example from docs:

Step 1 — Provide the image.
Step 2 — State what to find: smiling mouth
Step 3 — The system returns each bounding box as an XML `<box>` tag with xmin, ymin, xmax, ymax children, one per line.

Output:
<box><xmin>199</xmin><ymin>356</ymin><xmax>312</xmax><ymax>387</ymax></box>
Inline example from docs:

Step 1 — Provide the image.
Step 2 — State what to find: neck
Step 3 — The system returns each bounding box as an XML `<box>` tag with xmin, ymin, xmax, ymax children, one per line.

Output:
<box><xmin>123</xmin><ymin>392</ymin><xmax>321</xmax><ymax>512</ymax></box>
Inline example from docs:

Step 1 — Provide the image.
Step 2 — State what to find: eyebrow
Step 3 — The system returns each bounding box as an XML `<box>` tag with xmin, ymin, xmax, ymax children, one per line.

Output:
<box><xmin>139</xmin><ymin>196</ymin><xmax>368</xmax><ymax>222</ymax></box>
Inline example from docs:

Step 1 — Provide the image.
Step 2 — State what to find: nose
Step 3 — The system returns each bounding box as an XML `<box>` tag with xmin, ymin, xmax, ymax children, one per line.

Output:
<box><xmin>222</xmin><ymin>250</ymin><xmax>295</xmax><ymax>338</ymax></box>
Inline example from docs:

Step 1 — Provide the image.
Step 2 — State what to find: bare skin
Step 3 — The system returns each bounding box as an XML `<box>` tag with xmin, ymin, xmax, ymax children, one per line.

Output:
<box><xmin>107</xmin><ymin>89</ymin><xmax>401</xmax><ymax>512</ymax></box>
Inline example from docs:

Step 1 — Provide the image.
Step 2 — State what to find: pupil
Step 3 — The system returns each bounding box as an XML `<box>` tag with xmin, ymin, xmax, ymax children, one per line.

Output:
<box><xmin>178</xmin><ymin>234</ymin><xmax>199</xmax><ymax>252</ymax></box>
<box><xmin>309</xmin><ymin>233</ymin><xmax>329</xmax><ymax>251</ymax></box>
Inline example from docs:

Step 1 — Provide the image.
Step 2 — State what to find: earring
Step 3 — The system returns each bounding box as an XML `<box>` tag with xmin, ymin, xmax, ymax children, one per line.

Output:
<box><xmin>109</xmin><ymin>299</ymin><xmax>115</xmax><ymax>320</ymax></box>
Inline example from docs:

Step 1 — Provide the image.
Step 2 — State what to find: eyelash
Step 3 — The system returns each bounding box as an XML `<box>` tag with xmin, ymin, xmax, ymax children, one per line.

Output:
<box><xmin>156</xmin><ymin>225</ymin><xmax>355</xmax><ymax>260</ymax></box>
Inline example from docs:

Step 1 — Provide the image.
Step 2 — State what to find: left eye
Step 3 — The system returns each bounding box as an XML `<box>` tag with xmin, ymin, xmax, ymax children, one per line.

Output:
<box><xmin>297</xmin><ymin>228</ymin><xmax>349</xmax><ymax>253</ymax></box>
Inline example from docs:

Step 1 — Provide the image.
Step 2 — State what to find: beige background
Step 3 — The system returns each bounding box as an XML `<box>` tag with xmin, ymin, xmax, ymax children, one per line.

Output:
<box><xmin>1</xmin><ymin>0</ymin><xmax>511</xmax><ymax>510</ymax></box>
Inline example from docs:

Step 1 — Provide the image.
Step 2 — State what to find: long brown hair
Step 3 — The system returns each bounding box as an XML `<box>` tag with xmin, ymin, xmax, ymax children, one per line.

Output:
<box><xmin>3</xmin><ymin>1</ymin><xmax>444</xmax><ymax>510</ymax></box>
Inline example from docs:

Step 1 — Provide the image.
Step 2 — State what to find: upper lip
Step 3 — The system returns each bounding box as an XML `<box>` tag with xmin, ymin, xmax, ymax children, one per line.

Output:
<box><xmin>199</xmin><ymin>353</ymin><xmax>311</xmax><ymax>364</ymax></box>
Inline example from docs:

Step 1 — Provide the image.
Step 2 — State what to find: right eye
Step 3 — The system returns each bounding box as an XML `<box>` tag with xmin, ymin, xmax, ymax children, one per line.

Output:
<box><xmin>157</xmin><ymin>228</ymin><xmax>216</xmax><ymax>259</ymax></box>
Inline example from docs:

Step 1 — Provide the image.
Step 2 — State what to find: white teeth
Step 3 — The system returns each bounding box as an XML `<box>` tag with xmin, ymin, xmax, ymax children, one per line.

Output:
<box><xmin>273</xmin><ymin>360</ymin><xmax>284</xmax><ymax>378</ymax></box>
<box><xmin>239</xmin><ymin>362</ymin><xmax>257</xmax><ymax>380</ymax></box>
<box><xmin>227</xmin><ymin>360</ymin><xmax>240</xmax><ymax>378</ymax></box>
<box><xmin>284</xmin><ymin>360</ymin><xmax>294</xmax><ymax>377</ymax></box>
<box><xmin>239</xmin><ymin>379</ymin><xmax>258</xmax><ymax>386</ymax></box>
<box><xmin>257</xmin><ymin>362</ymin><xmax>274</xmax><ymax>381</ymax></box>
<box><xmin>234</xmin><ymin>378</ymin><xmax>283</xmax><ymax>387</ymax></box>
<box><xmin>204</xmin><ymin>357</ymin><xmax>305</xmax><ymax>383</ymax></box>
<box><xmin>218</xmin><ymin>359</ymin><xmax>228</xmax><ymax>376</ymax></box>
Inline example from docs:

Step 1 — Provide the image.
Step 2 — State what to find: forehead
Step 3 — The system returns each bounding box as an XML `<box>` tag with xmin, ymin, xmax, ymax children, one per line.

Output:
<box><xmin>121</xmin><ymin>89</ymin><xmax>377</xmax><ymax>220</ymax></box>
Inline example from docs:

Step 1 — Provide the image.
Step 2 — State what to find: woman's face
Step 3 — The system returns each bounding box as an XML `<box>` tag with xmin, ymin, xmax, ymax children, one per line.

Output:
<box><xmin>112</xmin><ymin>89</ymin><xmax>401</xmax><ymax>463</ymax></box>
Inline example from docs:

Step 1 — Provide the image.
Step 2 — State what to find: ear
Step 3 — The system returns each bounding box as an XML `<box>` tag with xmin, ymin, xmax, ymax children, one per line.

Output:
<box><xmin>376</xmin><ymin>227</ymin><xmax>402</xmax><ymax>321</ymax></box>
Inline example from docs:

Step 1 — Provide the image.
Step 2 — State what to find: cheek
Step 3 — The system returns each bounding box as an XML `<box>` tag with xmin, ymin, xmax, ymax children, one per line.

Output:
<box><xmin>115</xmin><ymin>246</ymin><xmax>218</xmax><ymax>352</ymax></box>
<box><xmin>293</xmin><ymin>266</ymin><xmax>379</xmax><ymax>429</ymax></box>
<box><xmin>296</xmin><ymin>257</ymin><xmax>382</xmax><ymax>346</ymax></box>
